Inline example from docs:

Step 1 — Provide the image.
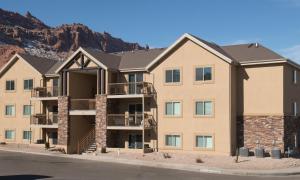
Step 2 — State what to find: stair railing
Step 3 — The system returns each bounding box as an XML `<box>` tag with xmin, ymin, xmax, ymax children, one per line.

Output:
<box><xmin>77</xmin><ymin>128</ymin><xmax>96</xmax><ymax>154</ymax></box>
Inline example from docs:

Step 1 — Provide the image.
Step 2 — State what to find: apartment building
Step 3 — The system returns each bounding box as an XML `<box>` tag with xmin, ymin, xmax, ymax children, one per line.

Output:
<box><xmin>0</xmin><ymin>33</ymin><xmax>299</xmax><ymax>155</ymax></box>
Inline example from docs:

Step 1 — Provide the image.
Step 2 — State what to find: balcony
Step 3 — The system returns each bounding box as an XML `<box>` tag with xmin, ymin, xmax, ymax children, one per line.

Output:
<box><xmin>30</xmin><ymin>113</ymin><xmax>58</xmax><ymax>128</ymax></box>
<box><xmin>107</xmin><ymin>113</ymin><xmax>156</xmax><ymax>130</ymax></box>
<box><xmin>107</xmin><ymin>82</ymin><xmax>154</xmax><ymax>97</ymax></box>
<box><xmin>69</xmin><ymin>99</ymin><xmax>96</xmax><ymax>115</ymax></box>
<box><xmin>31</xmin><ymin>86</ymin><xmax>59</xmax><ymax>100</ymax></box>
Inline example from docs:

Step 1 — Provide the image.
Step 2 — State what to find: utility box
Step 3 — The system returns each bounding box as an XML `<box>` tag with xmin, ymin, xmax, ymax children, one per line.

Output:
<box><xmin>255</xmin><ymin>147</ymin><xmax>265</xmax><ymax>158</ymax></box>
<box><xmin>239</xmin><ymin>147</ymin><xmax>249</xmax><ymax>157</ymax></box>
<box><xmin>271</xmin><ymin>147</ymin><xmax>281</xmax><ymax>159</ymax></box>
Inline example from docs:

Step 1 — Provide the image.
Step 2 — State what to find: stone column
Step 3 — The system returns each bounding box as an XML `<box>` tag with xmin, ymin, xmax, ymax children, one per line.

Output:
<box><xmin>95</xmin><ymin>94</ymin><xmax>107</xmax><ymax>151</ymax></box>
<box><xmin>58</xmin><ymin>96</ymin><xmax>70</xmax><ymax>147</ymax></box>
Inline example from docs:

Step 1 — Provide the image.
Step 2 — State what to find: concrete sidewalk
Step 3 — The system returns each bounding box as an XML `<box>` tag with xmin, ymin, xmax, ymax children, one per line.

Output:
<box><xmin>0</xmin><ymin>146</ymin><xmax>300</xmax><ymax>177</ymax></box>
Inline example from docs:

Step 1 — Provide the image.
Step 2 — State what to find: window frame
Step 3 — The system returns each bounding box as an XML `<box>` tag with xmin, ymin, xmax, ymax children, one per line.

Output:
<box><xmin>4</xmin><ymin>104</ymin><xmax>16</xmax><ymax>117</ymax></box>
<box><xmin>164</xmin><ymin>133</ymin><xmax>182</xmax><ymax>149</ymax></box>
<box><xmin>22</xmin><ymin>130</ymin><xmax>32</xmax><ymax>141</ymax></box>
<box><xmin>23</xmin><ymin>78</ymin><xmax>33</xmax><ymax>91</ymax></box>
<box><xmin>194</xmin><ymin>133</ymin><xmax>215</xmax><ymax>151</ymax></box>
<box><xmin>194</xmin><ymin>65</ymin><xmax>214</xmax><ymax>84</ymax></box>
<box><xmin>194</xmin><ymin>99</ymin><xmax>214</xmax><ymax>117</ymax></box>
<box><xmin>164</xmin><ymin>67</ymin><xmax>182</xmax><ymax>85</ymax></box>
<box><xmin>164</xmin><ymin>100</ymin><xmax>182</xmax><ymax>117</ymax></box>
<box><xmin>4</xmin><ymin>129</ymin><xmax>16</xmax><ymax>141</ymax></box>
<box><xmin>23</xmin><ymin>105</ymin><xmax>32</xmax><ymax>116</ymax></box>
<box><xmin>5</xmin><ymin>79</ymin><xmax>16</xmax><ymax>92</ymax></box>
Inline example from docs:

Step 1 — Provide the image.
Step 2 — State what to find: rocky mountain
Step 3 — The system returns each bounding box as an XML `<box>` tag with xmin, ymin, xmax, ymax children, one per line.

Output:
<box><xmin>0</xmin><ymin>8</ymin><xmax>144</xmax><ymax>67</ymax></box>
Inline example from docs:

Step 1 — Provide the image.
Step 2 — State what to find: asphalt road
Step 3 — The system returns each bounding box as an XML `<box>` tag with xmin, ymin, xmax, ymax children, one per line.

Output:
<box><xmin>0</xmin><ymin>151</ymin><xmax>299</xmax><ymax>180</ymax></box>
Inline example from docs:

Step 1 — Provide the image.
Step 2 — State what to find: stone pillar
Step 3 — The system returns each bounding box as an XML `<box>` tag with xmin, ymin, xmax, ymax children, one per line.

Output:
<box><xmin>95</xmin><ymin>94</ymin><xmax>107</xmax><ymax>151</ymax></box>
<box><xmin>58</xmin><ymin>96</ymin><xmax>70</xmax><ymax>147</ymax></box>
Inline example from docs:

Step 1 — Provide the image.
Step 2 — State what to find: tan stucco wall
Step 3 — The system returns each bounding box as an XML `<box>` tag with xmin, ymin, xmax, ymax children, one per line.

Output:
<box><xmin>150</xmin><ymin>39</ymin><xmax>234</xmax><ymax>155</ymax></box>
<box><xmin>283</xmin><ymin>64</ymin><xmax>300</xmax><ymax>115</ymax></box>
<box><xmin>237</xmin><ymin>64</ymin><xmax>284</xmax><ymax>115</ymax></box>
<box><xmin>0</xmin><ymin>57</ymin><xmax>43</xmax><ymax>143</ymax></box>
<box><xmin>68</xmin><ymin>72</ymin><xmax>97</xmax><ymax>99</ymax></box>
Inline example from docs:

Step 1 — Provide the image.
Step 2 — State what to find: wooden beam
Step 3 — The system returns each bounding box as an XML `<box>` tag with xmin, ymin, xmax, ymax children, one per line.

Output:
<box><xmin>80</xmin><ymin>54</ymin><xmax>84</xmax><ymax>69</ymax></box>
<box><xmin>83</xmin><ymin>59</ymin><xmax>91</xmax><ymax>68</ymax></box>
<box><xmin>63</xmin><ymin>71</ymin><xmax>67</xmax><ymax>96</ymax></box>
<box><xmin>100</xmin><ymin>69</ymin><xmax>105</xmax><ymax>94</ymax></box>
<box><xmin>97</xmin><ymin>68</ymin><xmax>101</xmax><ymax>94</ymax></box>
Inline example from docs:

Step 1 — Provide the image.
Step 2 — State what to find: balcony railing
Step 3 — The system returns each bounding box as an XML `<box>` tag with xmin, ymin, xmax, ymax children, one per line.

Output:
<box><xmin>70</xmin><ymin>99</ymin><xmax>96</xmax><ymax>110</ymax></box>
<box><xmin>30</xmin><ymin>113</ymin><xmax>58</xmax><ymax>125</ymax></box>
<box><xmin>107</xmin><ymin>113</ymin><xmax>156</xmax><ymax>128</ymax></box>
<box><xmin>108</xmin><ymin>82</ymin><xmax>154</xmax><ymax>95</ymax></box>
<box><xmin>31</xmin><ymin>86</ymin><xmax>59</xmax><ymax>98</ymax></box>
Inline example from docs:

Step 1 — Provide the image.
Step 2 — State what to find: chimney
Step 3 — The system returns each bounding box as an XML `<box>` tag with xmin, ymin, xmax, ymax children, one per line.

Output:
<box><xmin>255</xmin><ymin>43</ymin><xmax>259</xmax><ymax>48</ymax></box>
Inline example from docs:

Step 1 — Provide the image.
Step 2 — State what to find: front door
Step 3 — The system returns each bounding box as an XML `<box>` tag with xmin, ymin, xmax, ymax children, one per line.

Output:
<box><xmin>128</xmin><ymin>134</ymin><xmax>142</xmax><ymax>149</ymax></box>
<box><xmin>128</xmin><ymin>73</ymin><xmax>143</xmax><ymax>94</ymax></box>
<box><xmin>128</xmin><ymin>104</ymin><xmax>142</xmax><ymax>126</ymax></box>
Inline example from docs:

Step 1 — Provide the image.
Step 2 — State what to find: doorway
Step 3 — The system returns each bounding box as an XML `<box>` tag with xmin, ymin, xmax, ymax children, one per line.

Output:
<box><xmin>128</xmin><ymin>104</ymin><xmax>142</xmax><ymax>126</ymax></box>
<box><xmin>128</xmin><ymin>73</ymin><xmax>143</xmax><ymax>94</ymax></box>
<box><xmin>128</xmin><ymin>134</ymin><xmax>142</xmax><ymax>149</ymax></box>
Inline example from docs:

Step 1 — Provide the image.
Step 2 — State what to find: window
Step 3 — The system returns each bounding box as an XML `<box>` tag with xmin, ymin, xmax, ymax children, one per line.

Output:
<box><xmin>165</xmin><ymin>135</ymin><xmax>181</xmax><ymax>147</ymax></box>
<box><xmin>195</xmin><ymin>101</ymin><xmax>213</xmax><ymax>116</ymax></box>
<box><xmin>23</xmin><ymin>131</ymin><xmax>32</xmax><ymax>140</ymax></box>
<box><xmin>294</xmin><ymin>70</ymin><xmax>297</xmax><ymax>84</ymax></box>
<box><xmin>165</xmin><ymin>69</ymin><xmax>180</xmax><ymax>83</ymax></box>
<box><xmin>293</xmin><ymin>102</ymin><xmax>297</xmax><ymax>116</ymax></box>
<box><xmin>195</xmin><ymin>67</ymin><xmax>212</xmax><ymax>81</ymax></box>
<box><xmin>196</xmin><ymin>135</ymin><xmax>213</xmax><ymax>149</ymax></box>
<box><xmin>24</xmin><ymin>79</ymin><xmax>33</xmax><ymax>90</ymax></box>
<box><xmin>23</xmin><ymin>105</ymin><xmax>32</xmax><ymax>116</ymax></box>
<box><xmin>6</xmin><ymin>80</ymin><xmax>15</xmax><ymax>91</ymax></box>
<box><xmin>165</xmin><ymin>102</ymin><xmax>181</xmax><ymax>116</ymax></box>
<box><xmin>5</xmin><ymin>105</ymin><xmax>15</xmax><ymax>116</ymax></box>
<box><xmin>5</xmin><ymin>130</ymin><xmax>15</xmax><ymax>139</ymax></box>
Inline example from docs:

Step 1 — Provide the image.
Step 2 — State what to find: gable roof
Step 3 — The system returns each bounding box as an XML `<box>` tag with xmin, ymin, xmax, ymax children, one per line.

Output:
<box><xmin>112</xmin><ymin>48</ymin><xmax>166</xmax><ymax>71</ymax></box>
<box><xmin>221</xmin><ymin>43</ymin><xmax>285</xmax><ymax>63</ymax></box>
<box><xmin>0</xmin><ymin>53</ymin><xmax>59</xmax><ymax>77</ymax></box>
<box><xmin>145</xmin><ymin>33</ymin><xmax>235</xmax><ymax>71</ymax></box>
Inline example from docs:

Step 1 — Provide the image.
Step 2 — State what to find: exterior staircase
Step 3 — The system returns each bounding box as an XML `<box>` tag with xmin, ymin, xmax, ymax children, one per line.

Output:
<box><xmin>77</xmin><ymin>128</ymin><xmax>96</xmax><ymax>154</ymax></box>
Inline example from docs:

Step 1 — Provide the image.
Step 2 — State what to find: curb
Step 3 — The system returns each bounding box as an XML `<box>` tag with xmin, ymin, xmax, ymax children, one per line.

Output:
<box><xmin>0</xmin><ymin>148</ymin><xmax>300</xmax><ymax>177</ymax></box>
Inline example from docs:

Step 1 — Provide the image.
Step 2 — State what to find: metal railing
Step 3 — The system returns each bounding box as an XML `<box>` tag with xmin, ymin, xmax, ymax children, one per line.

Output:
<box><xmin>30</xmin><ymin>113</ymin><xmax>58</xmax><ymax>125</ymax></box>
<box><xmin>31</xmin><ymin>86</ymin><xmax>59</xmax><ymax>98</ymax></box>
<box><xmin>70</xmin><ymin>99</ymin><xmax>96</xmax><ymax>110</ymax></box>
<box><xmin>108</xmin><ymin>82</ymin><xmax>154</xmax><ymax>95</ymax></box>
<box><xmin>107</xmin><ymin>113</ymin><xmax>156</xmax><ymax>128</ymax></box>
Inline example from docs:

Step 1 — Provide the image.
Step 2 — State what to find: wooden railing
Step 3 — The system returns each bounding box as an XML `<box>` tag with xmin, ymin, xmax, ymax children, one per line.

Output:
<box><xmin>70</xmin><ymin>99</ymin><xmax>96</xmax><ymax>110</ymax></box>
<box><xmin>107</xmin><ymin>113</ymin><xmax>156</xmax><ymax>128</ymax></box>
<box><xmin>30</xmin><ymin>113</ymin><xmax>58</xmax><ymax>125</ymax></box>
<box><xmin>77</xmin><ymin>128</ymin><xmax>95</xmax><ymax>154</ymax></box>
<box><xmin>31</xmin><ymin>86</ymin><xmax>59</xmax><ymax>98</ymax></box>
<box><xmin>108</xmin><ymin>82</ymin><xmax>154</xmax><ymax>95</ymax></box>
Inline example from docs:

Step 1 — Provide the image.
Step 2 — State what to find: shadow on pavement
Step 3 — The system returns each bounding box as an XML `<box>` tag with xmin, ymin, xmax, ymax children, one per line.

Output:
<box><xmin>0</xmin><ymin>175</ymin><xmax>51</xmax><ymax>180</ymax></box>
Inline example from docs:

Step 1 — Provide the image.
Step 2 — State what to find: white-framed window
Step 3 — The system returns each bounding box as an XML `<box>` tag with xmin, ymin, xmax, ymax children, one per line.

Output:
<box><xmin>196</xmin><ymin>135</ymin><xmax>213</xmax><ymax>149</ymax></box>
<box><xmin>195</xmin><ymin>67</ymin><xmax>212</xmax><ymax>81</ymax></box>
<box><xmin>165</xmin><ymin>135</ymin><xmax>181</xmax><ymax>147</ymax></box>
<box><xmin>294</xmin><ymin>70</ymin><xmax>297</xmax><ymax>84</ymax></box>
<box><xmin>5</xmin><ymin>105</ymin><xmax>15</xmax><ymax>116</ymax></box>
<box><xmin>23</xmin><ymin>131</ymin><xmax>32</xmax><ymax>140</ymax></box>
<box><xmin>195</xmin><ymin>101</ymin><xmax>213</xmax><ymax>116</ymax></box>
<box><xmin>165</xmin><ymin>69</ymin><xmax>180</xmax><ymax>83</ymax></box>
<box><xmin>293</xmin><ymin>102</ymin><xmax>297</xmax><ymax>116</ymax></box>
<box><xmin>24</xmin><ymin>79</ymin><xmax>33</xmax><ymax>90</ymax></box>
<box><xmin>6</xmin><ymin>80</ymin><xmax>15</xmax><ymax>91</ymax></box>
<box><xmin>5</xmin><ymin>130</ymin><xmax>15</xmax><ymax>139</ymax></box>
<box><xmin>23</xmin><ymin>105</ymin><xmax>32</xmax><ymax>116</ymax></box>
<box><xmin>165</xmin><ymin>101</ymin><xmax>181</xmax><ymax>116</ymax></box>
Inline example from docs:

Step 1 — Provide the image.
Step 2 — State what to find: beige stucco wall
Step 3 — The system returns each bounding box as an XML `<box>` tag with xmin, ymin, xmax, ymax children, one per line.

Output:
<box><xmin>0</xmin><ymin>57</ymin><xmax>43</xmax><ymax>143</ymax></box>
<box><xmin>150</xmin><ymin>39</ymin><xmax>234</xmax><ymax>155</ymax></box>
<box><xmin>283</xmin><ymin>64</ymin><xmax>300</xmax><ymax>115</ymax></box>
<box><xmin>237</xmin><ymin>64</ymin><xmax>284</xmax><ymax>115</ymax></box>
<box><xmin>68</xmin><ymin>72</ymin><xmax>97</xmax><ymax>99</ymax></box>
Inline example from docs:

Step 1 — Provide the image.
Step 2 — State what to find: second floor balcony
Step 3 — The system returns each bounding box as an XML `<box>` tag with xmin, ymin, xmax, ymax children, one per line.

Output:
<box><xmin>107</xmin><ymin>113</ymin><xmax>156</xmax><ymax>129</ymax></box>
<box><xmin>30</xmin><ymin>113</ymin><xmax>58</xmax><ymax>127</ymax></box>
<box><xmin>31</xmin><ymin>86</ymin><xmax>59</xmax><ymax>99</ymax></box>
<box><xmin>108</xmin><ymin>82</ymin><xmax>154</xmax><ymax>96</ymax></box>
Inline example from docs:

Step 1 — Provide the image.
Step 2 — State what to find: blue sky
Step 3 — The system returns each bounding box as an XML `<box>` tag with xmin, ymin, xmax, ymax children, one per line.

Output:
<box><xmin>1</xmin><ymin>0</ymin><xmax>300</xmax><ymax>62</ymax></box>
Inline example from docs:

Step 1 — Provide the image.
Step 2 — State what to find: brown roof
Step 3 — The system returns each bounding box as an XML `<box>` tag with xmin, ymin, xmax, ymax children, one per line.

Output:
<box><xmin>221</xmin><ymin>43</ymin><xmax>284</xmax><ymax>62</ymax></box>
<box><xmin>19</xmin><ymin>53</ymin><xmax>60</xmax><ymax>74</ymax></box>
<box><xmin>113</xmin><ymin>48</ymin><xmax>166</xmax><ymax>70</ymax></box>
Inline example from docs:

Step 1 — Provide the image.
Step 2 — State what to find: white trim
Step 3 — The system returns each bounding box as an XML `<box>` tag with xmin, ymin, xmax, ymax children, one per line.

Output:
<box><xmin>55</xmin><ymin>47</ymin><xmax>108</xmax><ymax>73</ymax></box>
<box><xmin>146</xmin><ymin>33</ymin><xmax>233</xmax><ymax>71</ymax></box>
<box><xmin>0</xmin><ymin>54</ymin><xmax>42</xmax><ymax>77</ymax></box>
